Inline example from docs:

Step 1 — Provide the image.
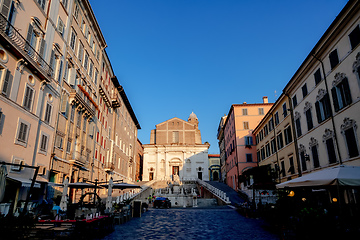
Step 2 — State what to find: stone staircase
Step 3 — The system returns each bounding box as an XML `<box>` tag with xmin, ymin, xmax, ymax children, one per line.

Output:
<box><xmin>205</xmin><ymin>181</ymin><xmax>247</xmax><ymax>207</ymax></box>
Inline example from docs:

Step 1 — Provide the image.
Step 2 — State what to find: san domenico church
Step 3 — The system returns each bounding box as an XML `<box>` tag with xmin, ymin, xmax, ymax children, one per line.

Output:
<box><xmin>142</xmin><ymin>112</ymin><xmax>210</xmax><ymax>182</ymax></box>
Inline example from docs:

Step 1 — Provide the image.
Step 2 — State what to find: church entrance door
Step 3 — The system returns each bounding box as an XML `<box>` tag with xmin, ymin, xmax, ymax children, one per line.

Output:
<box><xmin>172</xmin><ymin>166</ymin><xmax>179</xmax><ymax>176</ymax></box>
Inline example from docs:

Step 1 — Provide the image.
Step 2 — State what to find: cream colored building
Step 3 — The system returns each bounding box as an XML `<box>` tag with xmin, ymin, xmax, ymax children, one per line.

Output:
<box><xmin>0</xmin><ymin>0</ymin><xmax>140</xmax><ymax>208</ymax></box>
<box><xmin>253</xmin><ymin>93</ymin><xmax>299</xmax><ymax>184</ymax></box>
<box><xmin>283</xmin><ymin>0</ymin><xmax>360</xmax><ymax>177</ymax></box>
<box><xmin>0</xmin><ymin>0</ymin><xmax>64</xmax><ymax>209</ymax></box>
<box><xmin>143</xmin><ymin>113</ymin><xmax>210</xmax><ymax>181</ymax></box>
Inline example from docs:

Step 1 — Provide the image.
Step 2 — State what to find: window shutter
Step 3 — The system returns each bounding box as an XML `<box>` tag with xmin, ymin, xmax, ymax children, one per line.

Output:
<box><xmin>315</xmin><ymin>101</ymin><xmax>322</xmax><ymax>123</ymax></box>
<box><xmin>25</xmin><ymin>24</ymin><xmax>33</xmax><ymax>52</ymax></box>
<box><xmin>0</xmin><ymin>111</ymin><xmax>4</xmax><ymax>135</ymax></box>
<box><xmin>49</xmin><ymin>50</ymin><xmax>55</xmax><ymax>73</ymax></box>
<box><xmin>324</xmin><ymin>94</ymin><xmax>332</xmax><ymax>118</ymax></box>
<box><xmin>331</xmin><ymin>87</ymin><xmax>339</xmax><ymax>112</ymax></box>
<box><xmin>342</xmin><ymin>78</ymin><xmax>352</xmax><ymax>106</ymax></box>
<box><xmin>57</xmin><ymin>60</ymin><xmax>63</xmax><ymax>82</ymax></box>
<box><xmin>39</xmin><ymin>38</ymin><xmax>46</xmax><ymax>59</ymax></box>
<box><xmin>1</xmin><ymin>0</ymin><xmax>11</xmax><ymax>18</ymax></box>
<box><xmin>2</xmin><ymin>69</ymin><xmax>11</xmax><ymax>97</ymax></box>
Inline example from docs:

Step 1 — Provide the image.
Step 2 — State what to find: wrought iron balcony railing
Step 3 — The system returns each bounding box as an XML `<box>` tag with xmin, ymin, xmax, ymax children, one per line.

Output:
<box><xmin>0</xmin><ymin>14</ymin><xmax>53</xmax><ymax>79</ymax></box>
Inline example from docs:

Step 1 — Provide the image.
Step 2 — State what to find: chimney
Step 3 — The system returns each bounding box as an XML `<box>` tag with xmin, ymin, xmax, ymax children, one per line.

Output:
<box><xmin>263</xmin><ymin>96</ymin><xmax>268</xmax><ymax>103</ymax></box>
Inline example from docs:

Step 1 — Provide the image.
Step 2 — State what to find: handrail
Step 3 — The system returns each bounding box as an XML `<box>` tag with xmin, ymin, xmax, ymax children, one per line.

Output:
<box><xmin>197</xmin><ymin>179</ymin><xmax>231</xmax><ymax>204</ymax></box>
<box><xmin>0</xmin><ymin>14</ymin><xmax>53</xmax><ymax>78</ymax></box>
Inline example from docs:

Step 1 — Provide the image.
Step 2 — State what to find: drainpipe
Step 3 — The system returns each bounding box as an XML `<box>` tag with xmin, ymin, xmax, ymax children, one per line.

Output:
<box><xmin>312</xmin><ymin>53</ymin><xmax>343</xmax><ymax>164</ymax></box>
<box><xmin>284</xmin><ymin>93</ymin><xmax>302</xmax><ymax>177</ymax></box>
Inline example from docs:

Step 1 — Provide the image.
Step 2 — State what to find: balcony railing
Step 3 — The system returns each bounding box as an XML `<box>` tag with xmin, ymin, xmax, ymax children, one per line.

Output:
<box><xmin>104</xmin><ymin>162</ymin><xmax>115</xmax><ymax>172</ymax></box>
<box><xmin>69</xmin><ymin>85</ymin><xmax>96</xmax><ymax>118</ymax></box>
<box><xmin>0</xmin><ymin>14</ymin><xmax>53</xmax><ymax>79</ymax></box>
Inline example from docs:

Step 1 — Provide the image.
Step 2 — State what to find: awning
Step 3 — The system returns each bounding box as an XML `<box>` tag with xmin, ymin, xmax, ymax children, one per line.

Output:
<box><xmin>6</xmin><ymin>176</ymin><xmax>41</xmax><ymax>188</ymax></box>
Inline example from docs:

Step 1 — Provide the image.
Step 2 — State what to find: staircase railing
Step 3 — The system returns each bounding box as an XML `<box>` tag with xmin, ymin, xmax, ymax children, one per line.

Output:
<box><xmin>197</xmin><ymin>179</ymin><xmax>231</xmax><ymax>204</ymax></box>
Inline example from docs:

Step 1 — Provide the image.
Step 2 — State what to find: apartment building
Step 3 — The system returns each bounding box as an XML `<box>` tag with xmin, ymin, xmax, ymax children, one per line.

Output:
<box><xmin>216</xmin><ymin>115</ymin><xmax>227</xmax><ymax>182</ymax></box>
<box><xmin>0</xmin><ymin>0</ymin><xmax>67</xmax><ymax>209</ymax></box>
<box><xmin>223</xmin><ymin>97</ymin><xmax>273</xmax><ymax>191</ymax></box>
<box><xmin>253</xmin><ymin>93</ymin><xmax>299</xmax><ymax>185</ymax></box>
<box><xmin>282</xmin><ymin>0</ymin><xmax>360</xmax><ymax>177</ymax></box>
<box><xmin>0</xmin><ymin>0</ymin><xmax>140</xmax><ymax>209</ymax></box>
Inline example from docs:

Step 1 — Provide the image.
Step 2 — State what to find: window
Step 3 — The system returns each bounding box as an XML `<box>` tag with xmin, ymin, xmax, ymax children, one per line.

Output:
<box><xmin>325</xmin><ymin>138</ymin><xmax>337</xmax><ymax>164</ymax></box>
<box><xmin>295</xmin><ymin>118</ymin><xmax>302</xmax><ymax>137</ymax></box>
<box><xmin>77</xmin><ymin>111</ymin><xmax>82</xmax><ymax>128</ymax></box>
<box><xmin>84</xmin><ymin>51</ymin><xmax>89</xmax><ymax>70</ymax></box>
<box><xmin>257</xmin><ymin>151</ymin><xmax>260</xmax><ymax>162</ymax></box>
<box><xmin>1</xmin><ymin>69</ymin><xmax>11</xmax><ymax>97</ymax></box>
<box><xmin>23</xmin><ymin>85</ymin><xmax>34</xmax><ymax>111</ymax></box>
<box><xmin>260</xmin><ymin>147</ymin><xmax>265</xmax><ymax>161</ymax></box>
<box><xmin>246</xmin><ymin>154</ymin><xmax>252</xmax><ymax>162</ymax></box>
<box><xmin>61</xmin><ymin>0</ymin><xmax>68</xmax><ymax>9</ymax></box>
<box><xmin>89</xmin><ymin>61</ymin><xmax>93</xmax><ymax>78</ymax></box>
<box><xmin>292</xmin><ymin>95</ymin><xmax>297</xmax><ymax>108</ymax></box>
<box><xmin>264</xmin><ymin>125</ymin><xmax>268</xmax><ymax>136</ymax></box>
<box><xmin>314</xmin><ymin>68</ymin><xmax>322</xmax><ymax>85</ymax></box>
<box><xmin>245</xmin><ymin>136</ymin><xmax>253</xmax><ymax>146</ymax></box>
<box><xmin>73</xmin><ymin>4</ymin><xmax>79</xmax><ymax>21</ymax></box>
<box><xmin>280</xmin><ymin>161</ymin><xmax>285</xmax><ymax>177</ymax></box>
<box><xmin>331</xmin><ymin>74</ymin><xmax>352</xmax><ymax>112</ymax></box>
<box><xmin>37</xmin><ymin>0</ymin><xmax>46</xmax><ymax>10</ymax></box>
<box><xmin>300</xmin><ymin>150</ymin><xmax>307</xmax><ymax>172</ymax></box>
<box><xmin>304</xmin><ymin>103</ymin><xmax>313</xmax><ymax>131</ymax></box>
<box><xmin>243</xmin><ymin>122</ymin><xmax>249</xmax><ymax>130</ymax></box>
<box><xmin>315</xmin><ymin>90</ymin><xmax>332</xmax><ymax>123</ymax></box>
<box><xmin>270</xmin><ymin>139</ymin><xmax>276</xmax><ymax>154</ymax></box>
<box><xmin>329</xmin><ymin>49</ymin><xmax>339</xmax><ymax>70</ymax></box>
<box><xmin>57</xmin><ymin>17</ymin><xmax>65</xmax><ymax>36</ymax></box>
<box><xmin>277</xmin><ymin>132</ymin><xmax>284</xmax><ymax>150</ymax></box>
<box><xmin>0</xmin><ymin>110</ymin><xmax>4</xmax><ymax>135</ymax></box>
<box><xmin>94</xmin><ymin>69</ymin><xmax>98</xmax><ymax>85</ymax></box>
<box><xmin>70</xmin><ymin>105</ymin><xmax>75</xmax><ymax>122</ymax></box>
<box><xmin>70</xmin><ymin>30</ymin><xmax>77</xmax><ymax>50</ymax></box>
<box><xmin>60</xmin><ymin>93</ymin><xmax>69</xmax><ymax>117</ymax></box>
<box><xmin>349</xmin><ymin>25</ymin><xmax>360</xmax><ymax>50</ymax></box>
<box><xmin>258</xmin><ymin>108</ymin><xmax>264</xmax><ymax>115</ymax></box>
<box><xmin>311</xmin><ymin>145</ymin><xmax>320</xmax><ymax>168</ymax></box>
<box><xmin>265</xmin><ymin>143</ymin><xmax>270</xmax><ymax>157</ymax></box>
<box><xmin>268</xmin><ymin>117</ymin><xmax>274</xmax><ymax>131</ymax></box>
<box><xmin>302</xmin><ymin>84</ymin><xmax>308</xmax><ymax>98</ymax></box>
<box><xmin>288</xmin><ymin>157</ymin><xmax>295</xmax><ymax>175</ymax></box>
<box><xmin>172</xmin><ymin>131</ymin><xmax>179</xmax><ymax>143</ymax></box>
<box><xmin>78</xmin><ymin>42</ymin><xmax>84</xmax><ymax>63</ymax></box>
<box><xmin>66</xmin><ymin>140</ymin><xmax>71</xmax><ymax>153</ymax></box>
<box><xmin>39</xmin><ymin>133</ymin><xmax>48</xmax><ymax>153</ymax></box>
<box><xmin>274</xmin><ymin>112</ymin><xmax>279</xmax><ymax>126</ymax></box>
<box><xmin>284</xmin><ymin>126</ymin><xmax>292</xmax><ymax>145</ymax></box>
<box><xmin>16</xmin><ymin>121</ymin><xmax>29</xmax><ymax>144</ymax></box>
<box><xmin>282</xmin><ymin>103</ymin><xmax>287</xmax><ymax>117</ymax></box>
<box><xmin>83</xmin><ymin>117</ymin><xmax>87</xmax><ymax>132</ymax></box>
<box><xmin>242</xmin><ymin>108</ymin><xmax>248</xmax><ymax>115</ymax></box>
<box><xmin>55</xmin><ymin>134</ymin><xmax>63</xmax><ymax>150</ymax></box>
<box><xmin>44</xmin><ymin>102</ymin><xmax>52</xmax><ymax>124</ymax></box>
<box><xmin>341</xmin><ymin>118</ymin><xmax>359</xmax><ymax>158</ymax></box>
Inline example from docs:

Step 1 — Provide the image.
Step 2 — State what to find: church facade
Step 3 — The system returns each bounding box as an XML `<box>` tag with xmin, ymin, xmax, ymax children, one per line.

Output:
<box><xmin>143</xmin><ymin>113</ymin><xmax>210</xmax><ymax>181</ymax></box>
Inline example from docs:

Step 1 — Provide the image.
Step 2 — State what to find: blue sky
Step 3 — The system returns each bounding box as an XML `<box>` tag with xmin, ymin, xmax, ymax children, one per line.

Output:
<box><xmin>89</xmin><ymin>0</ymin><xmax>348</xmax><ymax>154</ymax></box>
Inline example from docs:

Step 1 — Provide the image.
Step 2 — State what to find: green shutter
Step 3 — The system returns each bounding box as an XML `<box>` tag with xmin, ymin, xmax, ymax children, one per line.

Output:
<box><xmin>331</xmin><ymin>87</ymin><xmax>339</xmax><ymax>112</ymax></box>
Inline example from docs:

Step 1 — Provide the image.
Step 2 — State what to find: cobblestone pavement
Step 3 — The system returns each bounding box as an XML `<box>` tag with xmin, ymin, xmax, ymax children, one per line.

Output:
<box><xmin>100</xmin><ymin>207</ymin><xmax>280</xmax><ymax>240</ymax></box>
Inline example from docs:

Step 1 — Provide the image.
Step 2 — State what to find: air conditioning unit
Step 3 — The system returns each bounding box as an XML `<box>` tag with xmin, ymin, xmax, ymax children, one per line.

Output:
<box><xmin>38</xmin><ymin>166</ymin><xmax>46</xmax><ymax>175</ymax></box>
<box><xmin>11</xmin><ymin>159</ymin><xmax>24</xmax><ymax>172</ymax></box>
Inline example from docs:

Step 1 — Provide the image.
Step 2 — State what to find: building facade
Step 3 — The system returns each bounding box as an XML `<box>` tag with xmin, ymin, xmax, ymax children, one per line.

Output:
<box><xmin>282</xmin><ymin>0</ymin><xmax>360</xmax><ymax>176</ymax></box>
<box><xmin>223</xmin><ymin>97</ymin><xmax>273</xmax><ymax>191</ymax></box>
<box><xmin>143</xmin><ymin>112</ymin><xmax>210</xmax><ymax>182</ymax></box>
<box><xmin>0</xmin><ymin>0</ymin><xmax>140</xmax><ymax>211</ymax></box>
<box><xmin>208</xmin><ymin>154</ymin><xmax>220</xmax><ymax>181</ymax></box>
<box><xmin>253</xmin><ymin>93</ymin><xmax>299</xmax><ymax>185</ymax></box>
<box><xmin>217</xmin><ymin>116</ymin><xmax>227</xmax><ymax>182</ymax></box>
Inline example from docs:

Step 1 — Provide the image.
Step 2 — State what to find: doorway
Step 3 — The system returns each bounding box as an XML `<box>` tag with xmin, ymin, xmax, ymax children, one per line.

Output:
<box><xmin>198</xmin><ymin>172</ymin><xmax>202</xmax><ymax>180</ymax></box>
<box><xmin>172</xmin><ymin>166</ymin><xmax>179</xmax><ymax>175</ymax></box>
<box><xmin>213</xmin><ymin>171</ymin><xmax>219</xmax><ymax>181</ymax></box>
<box><xmin>149</xmin><ymin>172</ymin><xmax>154</xmax><ymax>181</ymax></box>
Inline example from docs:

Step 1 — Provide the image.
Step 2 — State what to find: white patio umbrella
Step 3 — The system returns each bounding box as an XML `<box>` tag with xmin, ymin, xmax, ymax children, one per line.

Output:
<box><xmin>60</xmin><ymin>178</ymin><xmax>69</xmax><ymax>211</ymax></box>
<box><xmin>106</xmin><ymin>178</ymin><xmax>114</xmax><ymax>210</ymax></box>
<box><xmin>276</xmin><ymin>165</ymin><xmax>360</xmax><ymax>188</ymax></box>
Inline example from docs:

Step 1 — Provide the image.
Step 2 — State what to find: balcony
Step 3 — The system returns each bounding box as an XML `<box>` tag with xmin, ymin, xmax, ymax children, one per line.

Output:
<box><xmin>0</xmin><ymin>14</ymin><xmax>53</xmax><ymax>81</ymax></box>
<box><xmin>69</xmin><ymin>85</ymin><xmax>96</xmax><ymax>119</ymax></box>
<box><xmin>99</xmin><ymin>78</ymin><xmax>111</xmax><ymax>108</ymax></box>
<box><xmin>69</xmin><ymin>149</ymin><xmax>86</xmax><ymax>167</ymax></box>
<box><xmin>111</xmin><ymin>93</ymin><xmax>121</xmax><ymax>108</ymax></box>
<box><xmin>104</xmin><ymin>162</ymin><xmax>115</xmax><ymax>172</ymax></box>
